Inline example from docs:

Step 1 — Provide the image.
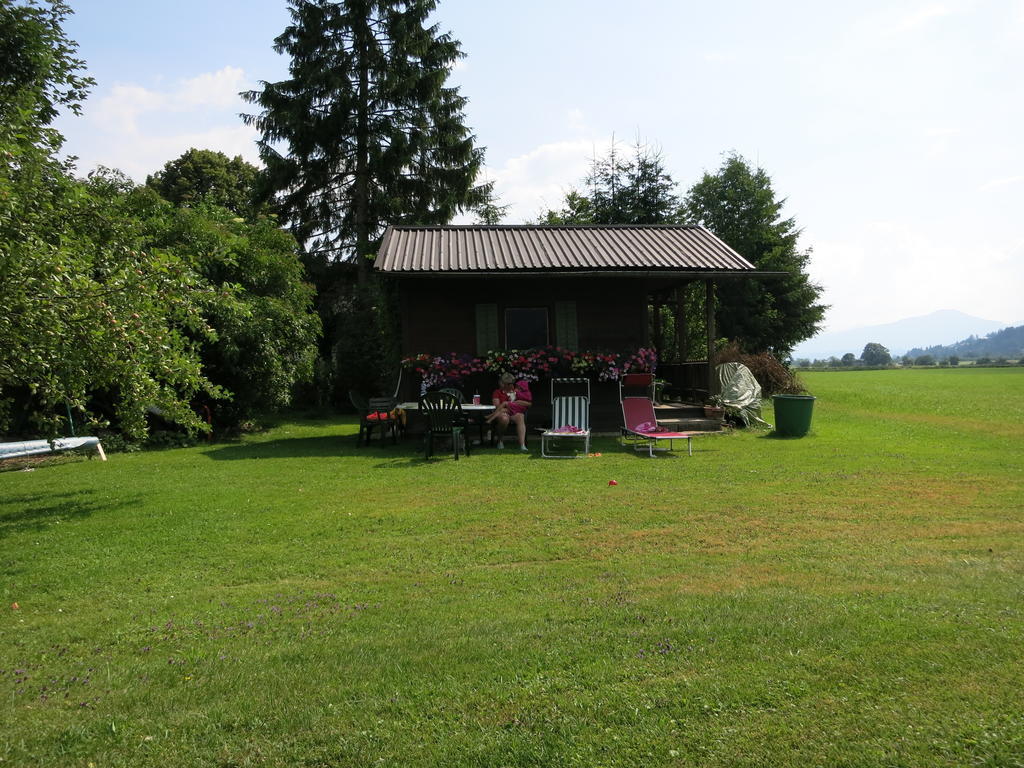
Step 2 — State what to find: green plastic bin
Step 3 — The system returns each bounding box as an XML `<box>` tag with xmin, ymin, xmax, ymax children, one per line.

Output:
<box><xmin>772</xmin><ymin>394</ymin><xmax>816</xmax><ymax>437</ymax></box>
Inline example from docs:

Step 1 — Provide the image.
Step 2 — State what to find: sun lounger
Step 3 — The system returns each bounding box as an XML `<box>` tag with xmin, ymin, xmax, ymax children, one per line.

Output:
<box><xmin>619</xmin><ymin>373</ymin><xmax>695</xmax><ymax>457</ymax></box>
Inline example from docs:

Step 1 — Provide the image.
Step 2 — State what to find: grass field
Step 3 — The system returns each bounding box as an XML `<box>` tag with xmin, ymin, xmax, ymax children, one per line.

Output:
<box><xmin>2</xmin><ymin>368</ymin><xmax>1022</xmax><ymax>767</ymax></box>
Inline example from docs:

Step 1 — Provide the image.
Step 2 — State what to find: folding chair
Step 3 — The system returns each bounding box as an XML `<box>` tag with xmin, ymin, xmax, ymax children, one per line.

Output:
<box><xmin>619</xmin><ymin>373</ymin><xmax>695</xmax><ymax>457</ymax></box>
<box><xmin>541</xmin><ymin>396</ymin><xmax>591</xmax><ymax>458</ymax></box>
<box><xmin>538</xmin><ymin>377</ymin><xmax>591</xmax><ymax>458</ymax></box>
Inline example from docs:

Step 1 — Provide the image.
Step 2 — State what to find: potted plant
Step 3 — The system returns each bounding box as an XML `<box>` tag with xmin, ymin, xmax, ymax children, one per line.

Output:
<box><xmin>704</xmin><ymin>395</ymin><xmax>726</xmax><ymax>420</ymax></box>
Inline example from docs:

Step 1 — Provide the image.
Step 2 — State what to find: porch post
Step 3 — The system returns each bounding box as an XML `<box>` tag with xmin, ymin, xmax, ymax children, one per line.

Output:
<box><xmin>652</xmin><ymin>292</ymin><xmax>662</xmax><ymax>358</ymax></box>
<box><xmin>705</xmin><ymin>279</ymin><xmax>716</xmax><ymax>395</ymax></box>
<box><xmin>675</xmin><ymin>283</ymin><xmax>689</xmax><ymax>363</ymax></box>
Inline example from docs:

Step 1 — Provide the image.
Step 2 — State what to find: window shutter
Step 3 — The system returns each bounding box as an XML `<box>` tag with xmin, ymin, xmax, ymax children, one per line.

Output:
<box><xmin>555</xmin><ymin>301</ymin><xmax>578</xmax><ymax>350</ymax></box>
<box><xmin>475</xmin><ymin>303</ymin><xmax>499</xmax><ymax>354</ymax></box>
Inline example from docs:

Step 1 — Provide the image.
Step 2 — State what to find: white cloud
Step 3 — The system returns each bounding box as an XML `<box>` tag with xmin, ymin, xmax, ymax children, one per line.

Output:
<box><xmin>64</xmin><ymin>67</ymin><xmax>258</xmax><ymax>180</ymax></box>
<box><xmin>978</xmin><ymin>175</ymin><xmax>1024</xmax><ymax>192</ymax></box>
<box><xmin>882</xmin><ymin>3</ymin><xmax>956</xmax><ymax>36</ymax></box>
<box><xmin>487</xmin><ymin>138</ymin><xmax>615</xmax><ymax>222</ymax></box>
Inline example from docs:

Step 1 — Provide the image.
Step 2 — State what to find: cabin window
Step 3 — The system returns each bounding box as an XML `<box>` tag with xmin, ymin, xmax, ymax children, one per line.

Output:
<box><xmin>475</xmin><ymin>303</ymin><xmax>499</xmax><ymax>354</ymax></box>
<box><xmin>554</xmin><ymin>300</ymin><xmax>578</xmax><ymax>350</ymax></box>
<box><xmin>505</xmin><ymin>307</ymin><xmax>549</xmax><ymax>349</ymax></box>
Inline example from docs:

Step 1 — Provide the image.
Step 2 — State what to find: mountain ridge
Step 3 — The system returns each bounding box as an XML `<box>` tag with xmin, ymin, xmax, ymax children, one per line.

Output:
<box><xmin>792</xmin><ymin>309</ymin><xmax>1009</xmax><ymax>361</ymax></box>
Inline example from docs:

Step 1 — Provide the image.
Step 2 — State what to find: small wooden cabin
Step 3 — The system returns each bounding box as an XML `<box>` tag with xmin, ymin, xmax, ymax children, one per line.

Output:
<box><xmin>375</xmin><ymin>224</ymin><xmax>769</xmax><ymax>426</ymax></box>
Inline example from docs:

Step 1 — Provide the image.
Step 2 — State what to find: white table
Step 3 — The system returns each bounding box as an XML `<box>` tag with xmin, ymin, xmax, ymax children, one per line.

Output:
<box><xmin>398</xmin><ymin>402</ymin><xmax>495</xmax><ymax>412</ymax></box>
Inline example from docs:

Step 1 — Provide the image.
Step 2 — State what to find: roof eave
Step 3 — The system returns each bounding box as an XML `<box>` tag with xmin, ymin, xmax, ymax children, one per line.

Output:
<box><xmin>374</xmin><ymin>268</ymin><xmax>788</xmax><ymax>279</ymax></box>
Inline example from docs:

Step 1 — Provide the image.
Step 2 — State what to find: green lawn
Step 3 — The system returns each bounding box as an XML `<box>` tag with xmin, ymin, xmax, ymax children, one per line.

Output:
<box><xmin>2</xmin><ymin>368</ymin><xmax>1022</xmax><ymax>767</ymax></box>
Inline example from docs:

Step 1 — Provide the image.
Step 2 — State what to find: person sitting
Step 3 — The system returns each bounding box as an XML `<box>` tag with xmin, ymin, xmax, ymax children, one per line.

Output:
<box><xmin>485</xmin><ymin>373</ymin><xmax>532</xmax><ymax>451</ymax></box>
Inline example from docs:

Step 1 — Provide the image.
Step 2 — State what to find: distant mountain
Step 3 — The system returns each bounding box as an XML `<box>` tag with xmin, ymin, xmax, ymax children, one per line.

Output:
<box><xmin>791</xmin><ymin>310</ymin><xmax>1008</xmax><ymax>361</ymax></box>
<box><xmin>907</xmin><ymin>324</ymin><xmax>1024</xmax><ymax>359</ymax></box>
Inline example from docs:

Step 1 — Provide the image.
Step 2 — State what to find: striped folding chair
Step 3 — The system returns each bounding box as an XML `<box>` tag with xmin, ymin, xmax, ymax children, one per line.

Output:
<box><xmin>541</xmin><ymin>396</ymin><xmax>591</xmax><ymax>458</ymax></box>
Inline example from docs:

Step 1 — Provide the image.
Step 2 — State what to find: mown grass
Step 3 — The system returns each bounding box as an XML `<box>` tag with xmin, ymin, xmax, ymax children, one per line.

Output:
<box><xmin>2</xmin><ymin>368</ymin><xmax>1022</xmax><ymax>767</ymax></box>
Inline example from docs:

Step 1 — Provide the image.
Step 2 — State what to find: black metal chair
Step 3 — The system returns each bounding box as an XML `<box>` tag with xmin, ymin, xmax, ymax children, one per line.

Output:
<box><xmin>419</xmin><ymin>391</ymin><xmax>468</xmax><ymax>460</ymax></box>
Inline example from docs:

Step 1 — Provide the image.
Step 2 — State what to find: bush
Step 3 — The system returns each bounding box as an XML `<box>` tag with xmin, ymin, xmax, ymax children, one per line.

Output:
<box><xmin>713</xmin><ymin>342</ymin><xmax>806</xmax><ymax>396</ymax></box>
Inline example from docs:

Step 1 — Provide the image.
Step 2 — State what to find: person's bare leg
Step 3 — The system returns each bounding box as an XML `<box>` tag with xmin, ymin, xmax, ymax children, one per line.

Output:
<box><xmin>494</xmin><ymin>413</ymin><xmax>510</xmax><ymax>446</ymax></box>
<box><xmin>513</xmin><ymin>412</ymin><xmax>527</xmax><ymax>449</ymax></box>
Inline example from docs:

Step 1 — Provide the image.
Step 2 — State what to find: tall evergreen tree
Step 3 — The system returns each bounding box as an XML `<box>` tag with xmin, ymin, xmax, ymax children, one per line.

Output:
<box><xmin>243</xmin><ymin>0</ymin><xmax>482</xmax><ymax>283</ymax></box>
<box><xmin>537</xmin><ymin>139</ymin><xmax>682</xmax><ymax>225</ymax></box>
<box><xmin>471</xmin><ymin>177</ymin><xmax>510</xmax><ymax>225</ymax></box>
<box><xmin>684</xmin><ymin>153</ymin><xmax>827</xmax><ymax>357</ymax></box>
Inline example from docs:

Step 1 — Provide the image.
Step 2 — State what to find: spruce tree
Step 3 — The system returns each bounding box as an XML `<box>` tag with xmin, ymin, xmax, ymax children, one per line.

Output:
<box><xmin>537</xmin><ymin>139</ymin><xmax>683</xmax><ymax>225</ymax></box>
<box><xmin>243</xmin><ymin>0</ymin><xmax>482</xmax><ymax>282</ymax></box>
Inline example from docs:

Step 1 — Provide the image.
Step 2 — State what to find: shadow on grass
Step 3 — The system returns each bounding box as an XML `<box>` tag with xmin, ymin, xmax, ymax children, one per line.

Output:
<box><xmin>202</xmin><ymin>435</ymin><xmax>426</xmax><ymax>463</ymax></box>
<box><xmin>757</xmin><ymin>431</ymin><xmax>815</xmax><ymax>441</ymax></box>
<box><xmin>0</xmin><ymin>490</ymin><xmax>118</xmax><ymax>539</ymax></box>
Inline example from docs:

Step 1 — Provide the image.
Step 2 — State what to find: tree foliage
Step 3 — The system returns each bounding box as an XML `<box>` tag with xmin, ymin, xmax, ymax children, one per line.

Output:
<box><xmin>1</xmin><ymin>166</ymin><xmax>220</xmax><ymax>437</ymax></box>
<box><xmin>906</xmin><ymin>324</ymin><xmax>1024</xmax><ymax>360</ymax></box>
<box><xmin>243</xmin><ymin>0</ymin><xmax>483</xmax><ymax>281</ymax></box>
<box><xmin>133</xmin><ymin>185</ymin><xmax>321</xmax><ymax>424</ymax></box>
<box><xmin>471</xmin><ymin>177</ymin><xmax>510</xmax><ymax>225</ymax></box>
<box><xmin>1</xmin><ymin>3</ymin><xmax>320</xmax><ymax>438</ymax></box>
<box><xmin>0</xmin><ymin>0</ymin><xmax>92</xmax><ymax>147</ymax></box>
<box><xmin>0</xmin><ymin>1</ymin><xmax>220</xmax><ymax>437</ymax></box>
<box><xmin>860</xmin><ymin>342</ymin><xmax>892</xmax><ymax>367</ymax></box>
<box><xmin>146</xmin><ymin>148</ymin><xmax>261</xmax><ymax>217</ymax></box>
<box><xmin>684</xmin><ymin>153</ymin><xmax>827</xmax><ymax>357</ymax></box>
<box><xmin>538</xmin><ymin>139</ymin><xmax>682</xmax><ymax>225</ymax></box>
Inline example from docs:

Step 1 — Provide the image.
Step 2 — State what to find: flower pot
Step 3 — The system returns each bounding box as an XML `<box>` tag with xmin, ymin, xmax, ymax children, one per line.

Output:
<box><xmin>772</xmin><ymin>394</ymin><xmax>816</xmax><ymax>437</ymax></box>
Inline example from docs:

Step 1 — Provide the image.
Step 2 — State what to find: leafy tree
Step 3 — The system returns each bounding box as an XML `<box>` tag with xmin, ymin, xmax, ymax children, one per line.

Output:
<box><xmin>841</xmin><ymin>352</ymin><xmax>856</xmax><ymax>367</ymax></box>
<box><xmin>146</xmin><ymin>148</ymin><xmax>261</xmax><ymax>217</ymax></box>
<box><xmin>861</xmin><ymin>342</ymin><xmax>892</xmax><ymax>367</ymax></box>
<box><xmin>684</xmin><ymin>153</ymin><xmax>827</xmax><ymax>357</ymax></box>
<box><xmin>947</xmin><ymin>355</ymin><xmax>959</xmax><ymax>366</ymax></box>
<box><xmin>915</xmin><ymin>354</ymin><xmax>935</xmax><ymax>366</ymax></box>
<box><xmin>0</xmin><ymin>0</ymin><xmax>92</xmax><ymax>150</ymax></box>
<box><xmin>132</xmin><ymin>183</ymin><xmax>321</xmax><ymax>424</ymax></box>
<box><xmin>1</xmin><ymin>1</ymin><xmax>221</xmax><ymax>438</ymax></box>
<box><xmin>243</xmin><ymin>0</ymin><xmax>482</xmax><ymax>283</ymax></box>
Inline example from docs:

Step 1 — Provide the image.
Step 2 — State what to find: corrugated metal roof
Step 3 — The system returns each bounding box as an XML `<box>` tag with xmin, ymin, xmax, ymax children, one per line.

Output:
<box><xmin>375</xmin><ymin>225</ymin><xmax>756</xmax><ymax>274</ymax></box>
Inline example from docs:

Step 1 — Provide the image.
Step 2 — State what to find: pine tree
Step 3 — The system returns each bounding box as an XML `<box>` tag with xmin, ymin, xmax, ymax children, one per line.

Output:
<box><xmin>243</xmin><ymin>0</ymin><xmax>482</xmax><ymax>283</ymax></box>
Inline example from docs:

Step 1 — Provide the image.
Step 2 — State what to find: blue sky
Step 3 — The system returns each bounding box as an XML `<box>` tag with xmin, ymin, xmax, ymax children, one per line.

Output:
<box><xmin>56</xmin><ymin>0</ymin><xmax>1024</xmax><ymax>333</ymax></box>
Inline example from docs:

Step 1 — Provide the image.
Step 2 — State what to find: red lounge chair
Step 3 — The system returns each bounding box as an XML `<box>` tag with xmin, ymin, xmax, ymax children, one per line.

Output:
<box><xmin>619</xmin><ymin>373</ymin><xmax>695</xmax><ymax>457</ymax></box>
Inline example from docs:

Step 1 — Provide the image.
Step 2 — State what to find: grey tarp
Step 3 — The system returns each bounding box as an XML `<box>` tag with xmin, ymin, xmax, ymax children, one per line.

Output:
<box><xmin>716</xmin><ymin>363</ymin><xmax>771</xmax><ymax>428</ymax></box>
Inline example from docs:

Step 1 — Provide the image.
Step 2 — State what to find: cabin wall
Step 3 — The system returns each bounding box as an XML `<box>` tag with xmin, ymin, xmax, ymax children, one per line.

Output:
<box><xmin>395</xmin><ymin>276</ymin><xmax>648</xmax><ymax>355</ymax></box>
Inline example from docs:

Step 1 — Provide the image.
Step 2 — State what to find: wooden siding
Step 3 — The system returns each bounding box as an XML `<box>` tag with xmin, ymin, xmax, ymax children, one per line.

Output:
<box><xmin>397</xmin><ymin>276</ymin><xmax>647</xmax><ymax>356</ymax></box>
